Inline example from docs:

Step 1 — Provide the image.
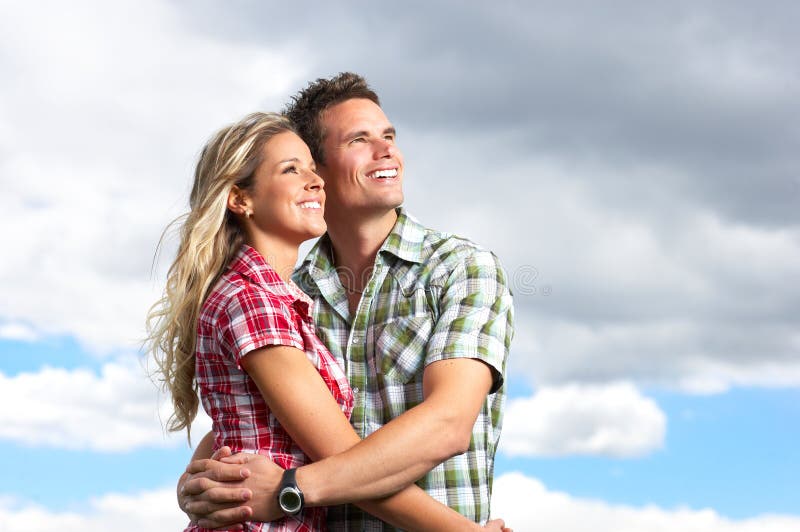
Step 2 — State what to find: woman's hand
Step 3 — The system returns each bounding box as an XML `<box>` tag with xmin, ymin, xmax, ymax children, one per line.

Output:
<box><xmin>482</xmin><ymin>518</ymin><xmax>512</xmax><ymax>532</ymax></box>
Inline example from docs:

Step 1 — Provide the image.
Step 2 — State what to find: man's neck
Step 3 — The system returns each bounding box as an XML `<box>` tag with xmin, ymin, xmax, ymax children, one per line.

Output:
<box><xmin>326</xmin><ymin>208</ymin><xmax>398</xmax><ymax>284</ymax></box>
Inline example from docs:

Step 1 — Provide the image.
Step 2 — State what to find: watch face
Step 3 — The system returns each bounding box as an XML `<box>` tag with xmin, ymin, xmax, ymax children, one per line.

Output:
<box><xmin>280</xmin><ymin>488</ymin><xmax>303</xmax><ymax>514</ymax></box>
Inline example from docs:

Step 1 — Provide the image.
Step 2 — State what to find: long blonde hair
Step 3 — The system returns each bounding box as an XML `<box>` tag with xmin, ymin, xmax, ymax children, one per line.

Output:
<box><xmin>146</xmin><ymin>112</ymin><xmax>296</xmax><ymax>440</ymax></box>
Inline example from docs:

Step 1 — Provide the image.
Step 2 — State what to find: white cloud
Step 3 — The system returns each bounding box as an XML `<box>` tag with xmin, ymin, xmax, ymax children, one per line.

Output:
<box><xmin>0</xmin><ymin>488</ymin><xmax>186</xmax><ymax>532</ymax></box>
<box><xmin>491</xmin><ymin>472</ymin><xmax>800</xmax><ymax>532</ymax></box>
<box><xmin>0</xmin><ymin>322</ymin><xmax>38</xmax><ymax>342</ymax></box>
<box><xmin>4</xmin><ymin>473</ymin><xmax>799</xmax><ymax>532</ymax></box>
<box><xmin>0</xmin><ymin>0</ymin><xmax>310</xmax><ymax>353</ymax></box>
<box><xmin>500</xmin><ymin>383</ymin><xmax>666</xmax><ymax>458</ymax></box>
<box><xmin>0</xmin><ymin>358</ymin><xmax>211</xmax><ymax>451</ymax></box>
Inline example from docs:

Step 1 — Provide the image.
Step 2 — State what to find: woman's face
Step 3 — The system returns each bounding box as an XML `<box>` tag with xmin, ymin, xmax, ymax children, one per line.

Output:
<box><xmin>246</xmin><ymin>131</ymin><xmax>326</xmax><ymax>245</ymax></box>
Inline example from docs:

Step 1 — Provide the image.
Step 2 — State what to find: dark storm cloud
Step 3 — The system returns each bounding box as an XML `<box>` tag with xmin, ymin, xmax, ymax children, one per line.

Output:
<box><xmin>179</xmin><ymin>0</ymin><xmax>800</xmax><ymax>226</ymax></box>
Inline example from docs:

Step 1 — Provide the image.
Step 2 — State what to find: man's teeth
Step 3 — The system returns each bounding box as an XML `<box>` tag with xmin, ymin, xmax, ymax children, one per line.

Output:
<box><xmin>369</xmin><ymin>169</ymin><xmax>398</xmax><ymax>179</ymax></box>
<box><xmin>298</xmin><ymin>201</ymin><xmax>321</xmax><ymax>209</ymax></box>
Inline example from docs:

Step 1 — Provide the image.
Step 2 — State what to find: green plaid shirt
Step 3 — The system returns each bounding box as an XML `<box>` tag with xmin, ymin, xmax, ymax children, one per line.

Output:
<box><xmin>293</xmin><ymin>209</ymin><xmax>514</xmax><ymax>531</ymax></box>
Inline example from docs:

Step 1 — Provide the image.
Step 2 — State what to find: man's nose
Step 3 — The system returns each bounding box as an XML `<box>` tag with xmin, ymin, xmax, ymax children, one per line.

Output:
<box><xmin>374</xmin><ymin>138</ymin><xmax>397</xmax><ymax>159</ymax></box>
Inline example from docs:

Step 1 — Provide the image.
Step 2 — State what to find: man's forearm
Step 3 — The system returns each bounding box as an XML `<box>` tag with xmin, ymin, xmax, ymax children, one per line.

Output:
<box><xmin>297</xmin><ymin>358</ymin><xmax>492</xmax><ymax>506</ymax></box>
<box><xmin>296</xmin><ymin>401</ymin><xmax>451</xmax><ymax>504</ymax></box>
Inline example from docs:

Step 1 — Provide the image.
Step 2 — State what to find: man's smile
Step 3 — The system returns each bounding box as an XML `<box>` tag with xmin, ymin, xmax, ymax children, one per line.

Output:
<box><xmin>366</xmin><ymin>168</ymin><xmax>399</xmax><ymax>179</ymax></box>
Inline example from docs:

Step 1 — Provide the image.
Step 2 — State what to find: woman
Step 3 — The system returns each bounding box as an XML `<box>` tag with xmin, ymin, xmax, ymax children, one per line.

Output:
<box><xmin>147</xmin><ymin>113</ymin><xmax>502</xmax><ymax>531</ymax></box>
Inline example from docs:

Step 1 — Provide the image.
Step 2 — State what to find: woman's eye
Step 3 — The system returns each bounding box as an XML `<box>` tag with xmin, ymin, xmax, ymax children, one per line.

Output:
<box><xmin>283</xmin><ymin>165</ymin><xmax>298</xmax><ymax>174</ymax></box>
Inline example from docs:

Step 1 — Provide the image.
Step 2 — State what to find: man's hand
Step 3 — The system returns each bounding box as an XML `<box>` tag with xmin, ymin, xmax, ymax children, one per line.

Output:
<box><xmin>218</xmin><ymin>453</ymin><xmax>286</xmax><ymax>523</ymax></box>
<box><xmin>179</xmin><ymin>446</ymin><xmax>256</xmax><ymax>529</ymax></box>
<box><xmin>180</xmin><ymin>449</ymin><xmax>286</xmax><ymax>527</ymax></box>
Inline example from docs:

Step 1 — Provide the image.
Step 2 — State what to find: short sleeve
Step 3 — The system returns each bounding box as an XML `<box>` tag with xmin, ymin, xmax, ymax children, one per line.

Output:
<box><xmin>425</xmin><ymin>249</ymin><xmax>514</xmax><ymax>394</ymax></box>
<box><xmin>216</xmin><ymin>286</ymin><xmax>305</xmax><ymax>367</ymax></box>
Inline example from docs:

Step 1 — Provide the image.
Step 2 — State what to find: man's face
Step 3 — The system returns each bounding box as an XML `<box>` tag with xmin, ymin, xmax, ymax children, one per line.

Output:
<box><xmin>317</xmin><ymin>98</ymin><xmax>404</xmax><ymax>216</ymax></box>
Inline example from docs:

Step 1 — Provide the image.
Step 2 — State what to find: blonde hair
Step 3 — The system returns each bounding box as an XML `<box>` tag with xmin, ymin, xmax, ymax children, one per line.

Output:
<box><xmin>146</xmin><ymin>112</ymin><xmax>295</xmax><ymax>441</ymax></box>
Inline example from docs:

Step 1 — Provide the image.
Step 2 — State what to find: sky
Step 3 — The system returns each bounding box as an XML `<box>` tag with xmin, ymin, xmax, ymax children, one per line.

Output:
<box><xmin>0</xmin><ymin>1</ymin><xmax>798</xmax><ymax>530</ymax></box>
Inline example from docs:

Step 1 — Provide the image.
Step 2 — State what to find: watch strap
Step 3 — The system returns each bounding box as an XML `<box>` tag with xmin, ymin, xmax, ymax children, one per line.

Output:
<box><xmin>277</xmin><ymin>467</ymin><xmax>304</xmax><ymax>515</ymax></box>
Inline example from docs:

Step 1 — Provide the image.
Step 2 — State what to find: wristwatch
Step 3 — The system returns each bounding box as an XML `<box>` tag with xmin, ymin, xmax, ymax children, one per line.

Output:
<box><xmin>277</xmin><ymin>468</ymin><xmax>305</xmax><ymax>515</ymax></box>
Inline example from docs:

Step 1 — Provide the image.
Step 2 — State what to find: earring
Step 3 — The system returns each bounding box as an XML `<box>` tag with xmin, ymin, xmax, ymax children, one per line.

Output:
<box><xmin>245</xmin><ymin>210</ymin><xmax>253</xmax><ymax>219</ymax></box>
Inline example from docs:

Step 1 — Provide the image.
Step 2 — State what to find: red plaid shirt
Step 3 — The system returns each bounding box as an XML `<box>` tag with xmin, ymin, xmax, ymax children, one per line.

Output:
<box><xmin>186</xmin><ymin>245</ymin><xmax>353</xmax><ymax>532</ymax></box>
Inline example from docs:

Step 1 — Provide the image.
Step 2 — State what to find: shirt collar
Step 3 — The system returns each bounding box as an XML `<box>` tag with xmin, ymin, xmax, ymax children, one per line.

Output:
<box><xmin>229</xmin><ymin>244</ymin><xmax>313</xmax><ymax>310</ymax></box>
<box><xmin>377</xmin><ymin>208</ymin><xmax>427</xmax><ymax>264</ymax></box>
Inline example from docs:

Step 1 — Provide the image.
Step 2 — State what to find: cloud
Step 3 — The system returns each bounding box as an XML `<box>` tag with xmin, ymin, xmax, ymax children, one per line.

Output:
<box><xmin>491</xmin><ymin>472</ymin><xmax>800</xmax><ymax>532</ymax></box>
<box><xmin>0</xmin><ymin>322</ymin><xmax>38</xmax><ymax>342</ymax></box>
<box><xmin>500</xmin><ymin>383</ymin><xmax>666</xmax><ymax>458</ymax></box>
<box><xmin>0</xmin><ymin>0</ymin><xmax>310</xmax><ymax>353</ymax></box>
<box><xmin>4</xmin><ymin>473</ymin><xmax>799</xmax><ymax>532</ymax></box>
<box><xmin>402</xmin><ymin>130</ymin><xmax>800</xmax><ymax>393</ymax></box>
<box><xmin>179</xmin><ymin>1</ymin><xmax>800</xmax><ymax>226</ymax></box>
<box><xmin>1</xmin><ymin>0</ymin><xmax>797</xmax><ymax>398</ymax></box>
<box><xmin>0</xmin><ymin>358</ymin><xmax>211</xmax><ymax>451</ymax></box>
<box><xmin>0</xmin><ymin>488</ymin><xmax>186</xmax><ymax>532</ymax></box>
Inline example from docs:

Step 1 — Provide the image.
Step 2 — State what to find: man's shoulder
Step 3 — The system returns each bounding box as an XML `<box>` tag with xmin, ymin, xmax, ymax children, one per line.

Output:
<box><xmin>414</xmin><ymin>221</ymin><xmax>502</xmax><ymax>270</ymax></box>
<box><xmin>393</xmin><ymin>217</ymin><xmax>508</xmax><ymax>293</ymax></box>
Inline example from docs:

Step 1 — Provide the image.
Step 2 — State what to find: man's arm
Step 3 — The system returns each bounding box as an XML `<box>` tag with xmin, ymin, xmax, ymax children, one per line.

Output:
<box><xmin>293</xmin><ymin>356</ymin><xmax>493</xmax><ymax>506</ymax></box>
<box><xmin>184</xmin><ymin>345</ymin><xmax>492</xmax><ymax>530</ymax></box>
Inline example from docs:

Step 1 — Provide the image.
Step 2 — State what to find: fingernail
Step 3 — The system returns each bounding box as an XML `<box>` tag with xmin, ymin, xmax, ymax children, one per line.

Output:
<box><xmin>240</xmin><ymin>467</ymin><xmax>251</xmax><ymax>478</ymax></box>
<box><xmin>241</xmin><ymin>489</ymin><xmax>251</xmax><ymax>500</ymax></box>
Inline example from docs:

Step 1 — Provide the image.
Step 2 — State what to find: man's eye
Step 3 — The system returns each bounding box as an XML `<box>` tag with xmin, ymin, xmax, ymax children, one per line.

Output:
<box><xmin>351</xmin><ymin>137</ymin><xmax>365</xmax><ymax>144</ymax></box>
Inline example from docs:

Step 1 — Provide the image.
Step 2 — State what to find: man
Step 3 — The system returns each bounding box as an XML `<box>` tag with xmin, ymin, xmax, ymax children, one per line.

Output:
<box><xmin>181</xmin><ymin>73</ymin><xmax>514</xmax><ymax>530</ymax></box>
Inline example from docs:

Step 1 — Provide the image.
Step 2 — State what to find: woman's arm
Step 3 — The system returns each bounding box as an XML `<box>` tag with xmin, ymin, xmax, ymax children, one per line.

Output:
<box><xmin>236</xmin><ymin>344</ymin><xmax>485</xmax><ymax>531</ymax></box>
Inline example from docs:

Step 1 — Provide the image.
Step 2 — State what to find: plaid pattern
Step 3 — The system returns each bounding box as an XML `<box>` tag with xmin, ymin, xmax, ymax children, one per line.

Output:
<box><xmin>294</xmin><ymin>209</ymin><xmax>514</xmax><ymax>531</ymax></box>
<box><xmin>190</xmin><ymin>244</ymin><xmax>353</xmax><ymax>532</ymax></box>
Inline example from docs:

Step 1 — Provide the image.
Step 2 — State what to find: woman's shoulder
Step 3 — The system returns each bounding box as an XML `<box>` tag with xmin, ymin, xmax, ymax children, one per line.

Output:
<box><xmin>217</xmin><ymin>271</ymin><xmax>300</xmax><ymax>319</ymax></box>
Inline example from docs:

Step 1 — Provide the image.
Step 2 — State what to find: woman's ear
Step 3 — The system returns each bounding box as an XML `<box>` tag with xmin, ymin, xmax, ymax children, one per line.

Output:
<box><xmin>227</xmin><ymin>185</ymin><xmax>253</xmax><ymax>218</ymax></box>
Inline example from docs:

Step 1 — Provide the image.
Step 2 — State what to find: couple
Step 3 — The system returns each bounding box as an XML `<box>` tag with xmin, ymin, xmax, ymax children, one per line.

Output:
<box><xmin>148</xmin><ymin>72</ymin><xmax>514</xmax><ymax>531</ymax></box>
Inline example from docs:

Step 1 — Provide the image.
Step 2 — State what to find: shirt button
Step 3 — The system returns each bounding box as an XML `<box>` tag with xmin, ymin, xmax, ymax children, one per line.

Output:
<box><xmin>352</xmin><ymin>387</ymin><xmax>360</xmax><ymax>394</ymax></box>
<box><xmin>351</xmin><ymin>335</ymin><xmax>360</xmax><ymax>344</ymax></box>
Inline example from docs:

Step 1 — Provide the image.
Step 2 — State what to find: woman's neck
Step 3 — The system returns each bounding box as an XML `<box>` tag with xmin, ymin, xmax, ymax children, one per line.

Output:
<box><xmin>246</xmin><ymin>233</ymin><xmax>299</xmax><ymax>283</ymax></box>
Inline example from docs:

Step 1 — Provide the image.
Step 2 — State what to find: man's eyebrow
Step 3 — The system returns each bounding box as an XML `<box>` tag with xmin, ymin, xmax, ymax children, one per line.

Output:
<box><xmin>344</xmin><ymin>127</ymin><xmax>397</xmax><ymax>141</ymax></box>
<box><xmin>344</xmin><ymin>130</ymin><xmax>369</xmax><ymax>141</ymax></box>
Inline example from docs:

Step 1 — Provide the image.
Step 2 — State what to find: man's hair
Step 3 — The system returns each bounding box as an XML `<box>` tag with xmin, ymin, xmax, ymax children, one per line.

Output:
<box><xmin>283</xmin><ymin>72</ymin><xmax>380</xmax><ymax>164</ymax></box>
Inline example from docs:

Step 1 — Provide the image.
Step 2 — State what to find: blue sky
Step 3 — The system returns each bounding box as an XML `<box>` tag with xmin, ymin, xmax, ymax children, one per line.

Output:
<box><xmin>1</xmin><ymin>1</ymin><xmax>799</xmax><ymax>530</ymax></box>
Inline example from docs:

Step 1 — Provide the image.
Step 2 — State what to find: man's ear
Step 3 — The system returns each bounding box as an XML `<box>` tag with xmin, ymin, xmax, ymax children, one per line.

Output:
<box><xmin>227</xmin><ymin>185</ymin><xmax>252</xmax><ymax>217</ymax></box>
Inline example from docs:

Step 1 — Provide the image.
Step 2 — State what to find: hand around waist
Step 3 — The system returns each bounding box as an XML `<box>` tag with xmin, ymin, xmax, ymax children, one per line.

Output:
<box><xmin>179</xmin><ymin>446</ymin><xmax>285</xmax><ymax>529</ymax></box>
